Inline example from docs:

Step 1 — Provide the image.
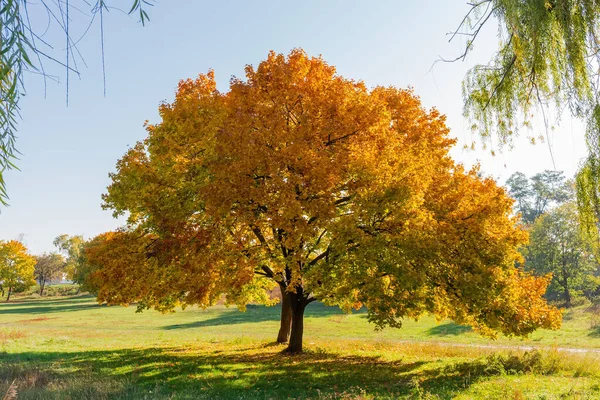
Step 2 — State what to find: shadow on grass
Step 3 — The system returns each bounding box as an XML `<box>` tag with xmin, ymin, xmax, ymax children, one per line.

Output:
<box><xmin>587</xmin><ymin>326</ymin><xmax>600</xmax><ymax>338</ymax></box>
<box><xmin>163</xmin><ymin>302</ymin><xmax>359</xmax><ymax>330</ymax></box>
<box><xmin>0</xmin><ymin>343</ymin><xmax>494</xmax><ymax>400</ymax></box>
<box><xmin>0</xmin><ymin>299</ymin><xmax>103</xmax><ymax>315</ymax></box>
<box><xmin>1</xmin><ymin>294</ymin><xmax>94</xmax><ymax>306</ymax></box>
<box><xmin>427</xmin><ymin>323</ymin><xmax>472</xmax><ymax>336</ymax></box>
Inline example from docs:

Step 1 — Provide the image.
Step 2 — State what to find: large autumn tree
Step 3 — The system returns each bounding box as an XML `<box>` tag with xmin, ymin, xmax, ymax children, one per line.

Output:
<box><xmin>92</xmin><ymin>50</ymin><xmax>561</xmax><ymax>353</ymax></box>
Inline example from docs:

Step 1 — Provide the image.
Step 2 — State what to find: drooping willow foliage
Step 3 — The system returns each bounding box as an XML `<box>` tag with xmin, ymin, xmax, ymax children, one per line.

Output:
<box><xmin>455</xmin><ymin>0</ymin><xmax>600</xmax><ymax>235</ymax></box>
<box><xmin>577</xmin><ymin>106</ymin><xmax>600</xmax><ymax>238</ymax></box>
<box><xmin>0</xmin><ymin>0</ymin><xmax>154</xmax><ymax>205</ymax></box>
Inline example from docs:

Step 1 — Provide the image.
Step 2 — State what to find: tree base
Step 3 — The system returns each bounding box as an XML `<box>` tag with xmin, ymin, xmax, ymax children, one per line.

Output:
<box><xmin>282</xmin><ymin>346</ymin><xmax>303</xmax><ymax>354</ymax></box>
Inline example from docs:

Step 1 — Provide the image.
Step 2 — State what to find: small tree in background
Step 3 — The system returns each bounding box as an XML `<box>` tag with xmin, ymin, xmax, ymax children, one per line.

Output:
<box><xmin>54</xmin><ymin>234</ymin><xmax>90</xmax><ymax>291</ymax></box>
<box><xmin>34</xmin><ymin>253</ymin><xmax>66</xmax><ymax>296</ymax></box>
<box><xmin>0</xmin><ymin>240</ymin><xmax>35</xmax><ymax>301</ymax></box>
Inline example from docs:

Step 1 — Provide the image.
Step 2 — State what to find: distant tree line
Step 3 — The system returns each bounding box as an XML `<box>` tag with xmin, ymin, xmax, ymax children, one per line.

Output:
<box><xmin>0</xmin><ymin>234</ymin><xmax>88</xmax><ymax>301</ymax></box>
<box><xmin>507</xmin><ymin>171</ymin><xmax>600</xmax><ymax>307</ymax></box>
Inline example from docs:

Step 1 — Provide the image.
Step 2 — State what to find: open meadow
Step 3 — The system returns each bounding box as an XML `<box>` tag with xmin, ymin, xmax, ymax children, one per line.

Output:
<box><xmin>4</xmin><ymin>2</ymin><xmax>600</xmax><ymax>399</ymax></box>
<box><xmin>2</xmin><ymin>291</ymin><xmax>600</xmax><ymax>399</ymax></box>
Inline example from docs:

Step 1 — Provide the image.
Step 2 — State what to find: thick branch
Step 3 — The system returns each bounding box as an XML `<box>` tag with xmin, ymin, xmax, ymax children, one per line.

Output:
<box><xmin>262</xmin><ymin>265</ymin><xmax>275</xmax><ymax>278</ymax></box>
<box><xmin>250</xmin><ymin>224</ymin><xmax>276</xmax><ymax>258</ymax></box>
<box><xmin>308</xmin><ymin>247</ymin><xmax>330</xmax><ymax>267</ymax></box>
<box><xmin>335</xmin><ymin>196</ymin><xmax>352</xmax><ymax>206</ymax></box>
<box><xmin>250</xmin><ymin>225</ymin><xmax>269</xmax><ymax>246</ymax></box>
<box><xmin>325</xmin><ymin>130</ymin><xmax>359</xmax><ymax>146</ymax></box>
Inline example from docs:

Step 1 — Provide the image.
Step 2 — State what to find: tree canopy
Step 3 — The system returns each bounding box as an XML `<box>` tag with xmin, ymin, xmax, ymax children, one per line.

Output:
<box><xmin>54</xmin><ymin>234</ymin><xmax>86</xmax><ymax>284</ymax></box>
<box><xmin>89</xmin><ymin>49</ymin><xmax>561</xmax><ymax>353</ymax></box>
<box><xmin>34</xmin><ymin>252</ymin><xmax>66</xmax><ymax>296</ymax></box>
<box><xmin>0</xmin><ymin>240</ymin><xmax>35</xmax><ymax>301</ymax></box>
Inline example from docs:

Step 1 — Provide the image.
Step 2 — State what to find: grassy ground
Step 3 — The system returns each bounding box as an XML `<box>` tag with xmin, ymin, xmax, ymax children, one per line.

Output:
<box><xmin>2</xmin><ymin>293</ymin><xmax>600</xmax><ymax>399</ymax></box>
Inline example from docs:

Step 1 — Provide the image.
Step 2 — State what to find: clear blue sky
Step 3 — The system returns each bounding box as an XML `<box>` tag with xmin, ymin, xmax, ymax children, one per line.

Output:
<box><xmin>0</xmin><ymin>1</ymin><xmax>588</xmax><ymax>254</ymax></box>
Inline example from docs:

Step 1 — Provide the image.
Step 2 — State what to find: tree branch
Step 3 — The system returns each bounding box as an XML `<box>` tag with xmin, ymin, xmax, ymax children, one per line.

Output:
<box><xmin>325</xmin><ymin>130</ymin><xmax>359</xmax><ymax>146</ymax></box>
<box><xmin>308</xmin><ymin>247</ymin><xmax>330</xmax><ymax>267</ymax></box>
<box><xmin>335</xmin><ymin>196</ymin><xmax>352</xmax><ymax>206</ymax></box>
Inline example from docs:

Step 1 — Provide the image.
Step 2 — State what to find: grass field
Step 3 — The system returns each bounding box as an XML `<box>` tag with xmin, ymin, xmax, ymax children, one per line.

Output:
<box><xmin>2</xmin><ymin>292</ymin><xmax>600</xmax><ymax>399</ymax></box>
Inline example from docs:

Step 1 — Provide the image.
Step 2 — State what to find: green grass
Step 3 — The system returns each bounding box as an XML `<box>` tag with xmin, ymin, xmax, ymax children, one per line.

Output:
<box><xmin>2</xmin><ymin>295</ymin><xmax>600</xmax><ymax>399</ymax></box>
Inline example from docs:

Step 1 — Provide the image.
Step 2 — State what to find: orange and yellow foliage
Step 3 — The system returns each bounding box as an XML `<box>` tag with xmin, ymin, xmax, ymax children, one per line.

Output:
<box><xmin>92</xmin><ymin>49</ymin><xmax>561</xmax><ymax>338</ymax></box>
<box><xmin>0</xmin><ymin>240</ymin><xmax>36</xmax><ymax>293</ymax></box>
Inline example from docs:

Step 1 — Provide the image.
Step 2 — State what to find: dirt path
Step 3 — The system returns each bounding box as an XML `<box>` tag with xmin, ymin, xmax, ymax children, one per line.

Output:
<box><xmin>386</xmin><ymin>339</ymin><xmax>600</xmax><ymax>354</ymax></box>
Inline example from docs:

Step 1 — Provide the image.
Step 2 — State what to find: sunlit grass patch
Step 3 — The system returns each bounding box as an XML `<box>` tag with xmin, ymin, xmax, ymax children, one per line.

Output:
<box><xmin>454</xmin><ymin>375</ymin><xmax>600</xmax><ymax>400</ymax></box>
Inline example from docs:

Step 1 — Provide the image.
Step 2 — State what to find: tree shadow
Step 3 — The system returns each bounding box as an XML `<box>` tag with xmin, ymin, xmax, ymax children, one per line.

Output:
<box><xmin>1</xmin><ymin>294</ymin><xmax>94</xmax><ymax>306</ymax></box>
<box><xmin>427</xmin><ymin>323</ymin><xmax>472</xmax><ymax>336</ymax></box>
<box><xmin>163</xmin><ymin>302</ymin><xmax>358</xmax><ymax>330</ymax></box>
<box><xmin>0</xmin><ymin>343</ymin><xmax>497</xmax><ymax>399</ymax></box>
<box><xmin>586</xmin><ymin>326</ymin><xmax>600</xmax><ymax>338</ymax></box>
<box><xmin>0</xmin><ymin>302</ymin><xmax>104</xmax><ymax>315</ymax></box>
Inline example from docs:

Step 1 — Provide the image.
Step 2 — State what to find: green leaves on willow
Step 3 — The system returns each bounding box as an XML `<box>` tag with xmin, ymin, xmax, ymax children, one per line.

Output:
<box><xmin>455</xmin><ymin>1</ymin><xmax>600</xmax><ymax>241</ymax></box>
<box><xmin>458</xmin><ymin>1</ymin><xmax>600</xmax><ymax>147</ymax></box>
<box><xmin>0</xmin><ymin>0</ymin><xmax>154</xmax><ymax>205</ymax></box>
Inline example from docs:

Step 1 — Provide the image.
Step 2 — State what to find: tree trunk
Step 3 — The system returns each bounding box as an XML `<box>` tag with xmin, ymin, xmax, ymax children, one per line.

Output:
<box><xmin>40</xmin><ymin>281</ymin><xmax>45</xmax><ymax>296</ymax></box>
<box><xmin>562</xmin><ymin>268</ymin><xmax>571</xmax><ymax>308</ymax></box>
<box><xmin>563</xmin><ymin>281</ymin><xmax>572</xmax><ymax>308</ymax></box>
<box><xmin>286</xmin><ymin>295</ymin><xmax>308</xmax><ymax>353</ymax></box>
<box><xmin>276</xmin><ymin>283</ymin><xmax>292</xmax><ymax>343</ymax></box>
<box><xmin>6</xmin><ymin>286</ymin><xmax>12</xmax><ymax>302</ymax></box>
